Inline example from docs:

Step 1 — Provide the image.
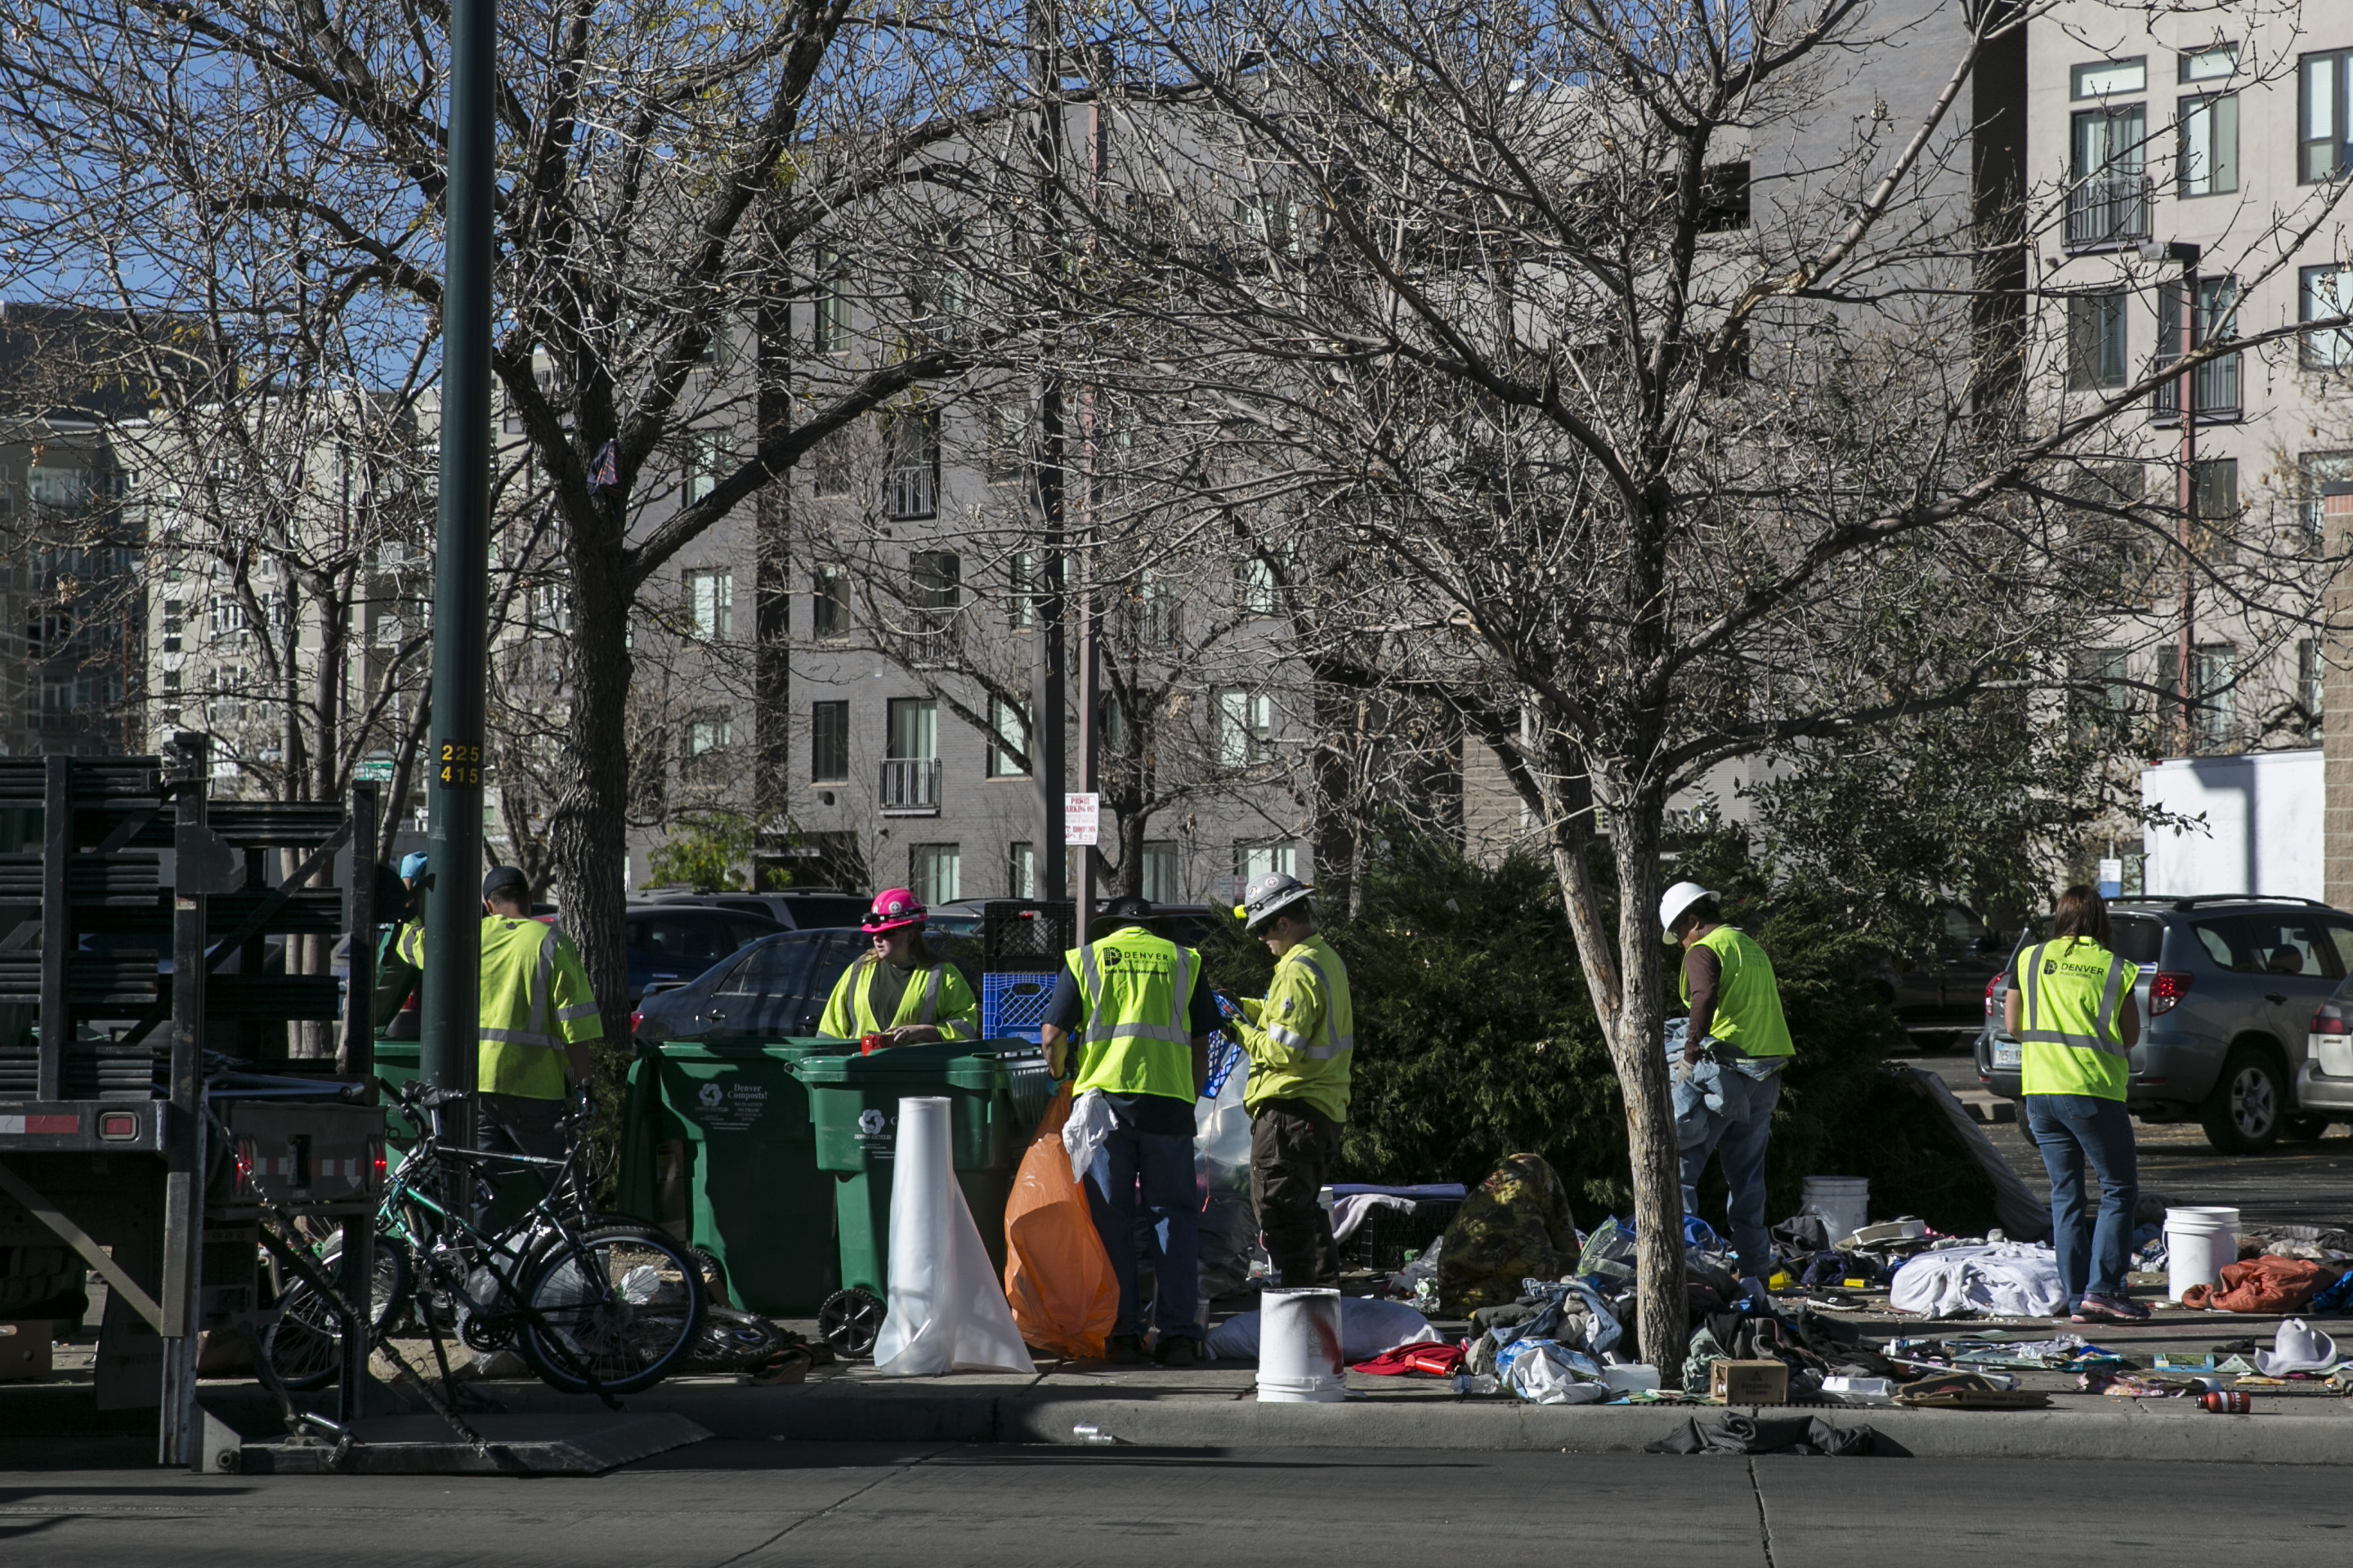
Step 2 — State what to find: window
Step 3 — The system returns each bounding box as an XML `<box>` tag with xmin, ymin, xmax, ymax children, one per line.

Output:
<box><xmin>808</xmin><ymin>435</ymin><xmax>852</xmax><ymax>498</ymax></box>
<box><xmin>811</xmin><ymin>700</ymin><xmax>849</xmax><ymax>783</ymax></box>
<box><xmin>1215</xmin><ymin>687</ymin><xmax>1273</xmax><ymax>768</ymax></box>
<box><xmin>1237</xmin><ymin>556</ymin><xmax>1278</xmax><ymax>614</ymax></box>
<box><xmin>687</xmin><ymin>568</ymin><xmax>733</xmax><ymax>640</ymax></box>
<box><xmin>986</xmin><ymin>397</ymin><xmax>1029</xmax><ymax>485</ymax></box>
<box><xmin>882</xmin><ymin>407</ymin><xmax>939</xmax><ymax>520</ymax></box>
<box><xmin>2299</xmin><ymin>453</ymin><xmax>2353</xmax><ymax>543</ymax></box>
<box><xmin>909</xmin><ymin>843</ymin><xmax>961</xmax><ymax>906</ymax></box>
<box><xmin>909</xmin><ymin>549</ymin><xmax>959</xmax><ymax>659</ymax></box>
<box><xmin>2301</xmin><ymin>50</ymin><xmax>2353</xmax><ymax>183</ymax></box>
<box><xmin>27</xmin><ymin>467</ymin><xmax>89</xmax><ymax>507</ymax></box>
<box><xmin>2300</xmin><ymin>266</ymin><xmax>2353</xmax><ymax>369</ymax></box>
<box><xmin>2179</xmin><ymin>43</ymin><xmax>2237</xmax><ymax>84</ymax></box>
<box><xmin>2177</xmin><ymin>93</ymin><xmax>2238</xmax><ymax>195</ymax></box>
<box><xmin>812</xmin><ymin>246</ymin><xmax>851</xmax><ymax>352</ymax></box>
<box><xmin>686</xmin><ymin>713</ymin><xmax>732</xmax><ymax>758</ymax></box>
<box><xmin>986</xmin><ymin>695</ymin><xmax>1027</xmax><ymax>777</ymax></box>
<box><xmin>1140</xmin><ymin>570</ymin><xmax>1182</xmax><ymax>642</ymax></box>
<box><xmin>2069</xmin><ymin>649</ymin><xmax>2136</xmax><ymax>733</ymax></box>
<box><xmin>2301</xmin><ymin>638</ymin><xmax>2324</xmax><ymax>735</ymax></box>
<box><xmin>1008</xmin><ymin>551</ymin><xmax>1037</xmax><ymax>628</ymax></box>
<box><xmin>2154</xmin><ymin>276</ymin><xmax>2239</xmax><ymax>418</ymax></box>
<box><xmin>1235</xmin><ymin>842</ymin><xmax>1295</xmax><ymax>883</ymax></box>
<box><xmin>2072</xmin><ymin>58</ymin><xmax>2146</xmax><ymax>98</ymax></box>
<box><xmin>1142</xmin><ymin>840</ymin><xmax>1179</xmax><ymax>903</ymax></box>
<box><xmin>2193</xmin><ymin>458</ymin><xmax>2238</xmax><ymax>522</ymax></box>
<box><xmin>887</xmin><ymin>697</ymin><xmax>937</xmax><ymax>760</ymax></box>
<box><xmin>2068</xmin><ymin>101</ymin><xmax>2148</xmax><ymax>248</ymax></box>
<box><xmin>812</xmin><ymin>566</ymin><xmax>850</xmax><ymax>638</ymax></box>
<box><xmin>2192</xmin><ymin>641</ymin><xmax>2235</xmax><ymax>752</ymax></box>
<box><xmin>2066</xmin><ymin>293</ymin><xmax>2128</xmax><ymax>389</ymax></box>
<box><xmin>1008</xmin><ymin>841</ymin><xmax>1036</xmax><ymax>900</ymax></box>
<box><xmin>684</xmin><ymin>432</ymin><xmax>729</xmax><ymax>505</ymax></box>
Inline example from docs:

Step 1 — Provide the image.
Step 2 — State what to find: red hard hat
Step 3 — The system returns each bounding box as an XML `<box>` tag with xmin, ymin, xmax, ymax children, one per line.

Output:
<box><xmin>862</xmin><ymin>887</ymin><xmax>927</xmax><ymax>934</ymax></box>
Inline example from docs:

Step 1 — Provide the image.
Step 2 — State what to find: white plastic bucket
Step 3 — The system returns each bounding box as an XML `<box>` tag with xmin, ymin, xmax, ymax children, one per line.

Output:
<box><xmin>2165</xmin><ymin>1206</ymin><xmax>2241</xmax><ymax>1302</ymax></box>
<box><xmin>1801</xmin><ymin>1176</ymin><xmax>1870</xmax><ymax>1243</ymax></box>
<box><xmin>1256</xmin><ymin>1288</ymin><xmax>1344</xmax><ymax>1404</ymax></box>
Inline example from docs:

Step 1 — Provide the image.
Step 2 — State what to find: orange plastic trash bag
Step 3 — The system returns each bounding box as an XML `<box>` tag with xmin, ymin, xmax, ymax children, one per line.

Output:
<box><xmin>1003</xmin><ymin>1083</ymin><xmax>1118</xmax><ymax>1360</ymax></box>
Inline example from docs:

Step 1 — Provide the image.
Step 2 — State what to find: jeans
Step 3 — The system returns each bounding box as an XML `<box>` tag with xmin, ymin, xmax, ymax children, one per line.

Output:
<box><xmin>2024</xmin><ymin>1093</ymin><xmax>2138</xmax><ymax>1307</ymax></box>
<box><xmin>477</xmin><ymin>1092</ymin><xmax>566</xmax><ymax>1230</ymax></box>
<box><xmin>1676</xmin><ymin>1065</ymin><xmax>1781</xmax><ymax>1280</ymax></box>
<box><xmin>1084</xmin><ymin>1119</ymin><xmax>1201</xmax><ymax>1342</ymax></box>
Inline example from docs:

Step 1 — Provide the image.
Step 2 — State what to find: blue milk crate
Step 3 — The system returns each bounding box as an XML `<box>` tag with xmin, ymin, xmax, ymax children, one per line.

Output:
<box><xmin>982</xmin><ymin>972</ymin><xmax>1058</xmax><ymax>1043</ymax></box>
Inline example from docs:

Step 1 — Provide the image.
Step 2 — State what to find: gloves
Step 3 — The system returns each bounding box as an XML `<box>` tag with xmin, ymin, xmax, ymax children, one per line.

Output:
<box><xmin>570</xmin><ymin>1083</ymin><xmax>598</xmax><ymax>1119</ymax></box>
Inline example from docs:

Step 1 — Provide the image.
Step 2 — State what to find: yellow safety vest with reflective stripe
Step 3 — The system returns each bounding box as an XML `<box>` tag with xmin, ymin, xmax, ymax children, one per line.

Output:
<box><xmin>817</xmin><ymin>958</ymin><xmax>978</xmax><ymax>1042</ymax></box>
<box><xmin>1064</xmin><ymin>926</ymin><xmax>1199</xmax><ymax>1102</ymax></box>
<box><xmin>1235</xmin><ymin>931</ymin><xmax>1353</xmax><ymax>1123</ymax></box>
<box><xmin>2015</xmin><ymin>936</ymin><xmax>2137</xmax><ymax>1101</ymax></box>
<box><xmin>392</xmin><ymin>917</ymin><xmax>604</xmax><ymax>1099</ymax></box>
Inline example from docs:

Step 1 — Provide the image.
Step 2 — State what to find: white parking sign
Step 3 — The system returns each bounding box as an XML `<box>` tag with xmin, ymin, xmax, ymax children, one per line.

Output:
<box><xmin>1064</xmin><ymin>792</ymin><xmax>1101</xmax><ymax>847</ymax></box>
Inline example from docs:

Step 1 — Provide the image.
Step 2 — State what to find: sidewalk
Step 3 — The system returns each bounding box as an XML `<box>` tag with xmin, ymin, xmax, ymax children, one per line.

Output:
<box><xmin>168</xmin><ymin>1301</ymin><xmax>2353</xmax><ymax>1467</ymax></box>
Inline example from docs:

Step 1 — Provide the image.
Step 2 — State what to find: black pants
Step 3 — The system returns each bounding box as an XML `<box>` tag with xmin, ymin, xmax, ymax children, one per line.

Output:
<box><xmin>1251</xmin><ymin>1099</ymin><xmax>1342</xmax><ymax>1287</ymax></box>
<box><xmin>477</xmin><ymin>1092</ymin><xmax>566</xmax><ymax>1229</ymax></box>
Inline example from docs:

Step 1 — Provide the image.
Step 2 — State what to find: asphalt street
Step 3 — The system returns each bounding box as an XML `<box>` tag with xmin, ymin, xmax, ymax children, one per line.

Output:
<box><xmin>2</xmin><ymin>1442</ymin><xmax>2350</xmax><ymax>1566</ymax></box>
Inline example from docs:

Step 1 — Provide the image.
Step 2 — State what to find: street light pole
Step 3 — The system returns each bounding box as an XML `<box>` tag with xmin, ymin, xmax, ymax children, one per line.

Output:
<box><xmin>419</xmin><ymin>0</ymin><xmax>495</xmax><ymax>1138</ymax></box>
<box><xmin>2143</xmin><ymin>239</ymin><xmax>2200</xmax><ymax>754</ymax></box>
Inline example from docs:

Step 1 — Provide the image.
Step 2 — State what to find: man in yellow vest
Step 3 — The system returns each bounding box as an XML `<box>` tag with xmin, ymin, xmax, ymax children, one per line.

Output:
<box><xmin>1662</xmin><ymin>881</ymin><xmax>1792</xmax><ymax>1294</ymax></box>
<box><xmin>1228</xmin><ymin>873</ymin><xmax>1353</xmax><ymax>1289</ymax></box>
<box><xmin>393</xmin><ymin>864</ymin><xmax>603</xmax><ymax>1167</ymax></box>
<box><xmin>1039</xmin><ymin>896</ymin><xmax>1220</xmax><ymax>1365</ymax></box>
<box><xmin>2002</xmin><ymin>885</ymin><xmax>2147</xmax><ymax>1324</ymax></box>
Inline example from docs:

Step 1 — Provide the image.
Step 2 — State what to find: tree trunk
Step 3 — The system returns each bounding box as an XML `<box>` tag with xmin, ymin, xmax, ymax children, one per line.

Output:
<box><xmin>547</xmin><ymin>516</ymin><xmax>637</xmax><ymax>1067</ymax></box>
<box><xmin>1543</xmin><ymin>768</ymin><xmax>1687</xmax><ymax>1383</ymax></box>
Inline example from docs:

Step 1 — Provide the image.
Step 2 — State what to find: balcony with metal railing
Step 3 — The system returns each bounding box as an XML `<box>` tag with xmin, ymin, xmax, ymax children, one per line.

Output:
<box><xmin>879</xmin><ymin>757</ymin><xmax>942</xmax><ymax>815</ymax></box>
<box><xmin>2150</xmin><ymin>351</ymin><xmax>2243</xmax><ymax>424</ymax></box>
<box><xmin>2064</xmin><ymin>175</ymin><xmax>2152</xmax><ymax>252</ymax></box>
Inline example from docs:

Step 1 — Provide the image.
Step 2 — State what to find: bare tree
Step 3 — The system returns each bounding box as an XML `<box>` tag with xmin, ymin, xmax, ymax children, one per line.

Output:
<box><xmin>1050</xmin><ymin>0</ymin><xmax>2353</xmax><ymax>1372</ymax></box>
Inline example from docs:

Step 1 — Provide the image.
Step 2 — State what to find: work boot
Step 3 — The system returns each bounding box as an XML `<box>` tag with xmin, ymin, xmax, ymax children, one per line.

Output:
<box><xmin>1153</xmin><ymin>1335</ymin><xmax>1199</xmax><ymax>1369</ymax></box>
<box><xmin>1103</xmin><ymin>1333</ymin><xmax>1145</xmax><ymax>1365</ymax></box>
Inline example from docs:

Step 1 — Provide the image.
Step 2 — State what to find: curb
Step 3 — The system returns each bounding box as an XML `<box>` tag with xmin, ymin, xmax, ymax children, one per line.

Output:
<box><xmin>186</xmin><ymin>1381</ymin><xmax>2353</xmax><ymax>1467</ymax></box>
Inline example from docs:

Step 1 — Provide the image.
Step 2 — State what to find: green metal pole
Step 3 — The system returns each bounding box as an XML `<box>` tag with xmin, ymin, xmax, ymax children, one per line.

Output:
<box><xmin>419</xmin><ymin>0</ymin><xmax>494</xmax><ymax>1129</ymax></box>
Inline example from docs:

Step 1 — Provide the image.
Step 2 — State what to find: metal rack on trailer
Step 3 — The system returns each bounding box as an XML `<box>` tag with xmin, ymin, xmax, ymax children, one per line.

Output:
<box><xmin>0</xmin><ymin>733</ymin><xmax>383</xmax><ymax>1467</ymax></box>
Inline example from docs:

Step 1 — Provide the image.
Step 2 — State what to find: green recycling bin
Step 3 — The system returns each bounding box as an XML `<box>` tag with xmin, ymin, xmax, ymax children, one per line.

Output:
<box><xmin>794</xmin><ymin>1041</ymin><xmax>1054</xmax><ymax>1347</ymax></box>
<box><xmin>614</xmin><ymin>1038</ymin><xmax>858</xmax><ymax>1316</ymax></box>
<box><xmin>370</xmin><ymin>1036</ymin><xmax>423</xmax><ymax>1151</ymax></box>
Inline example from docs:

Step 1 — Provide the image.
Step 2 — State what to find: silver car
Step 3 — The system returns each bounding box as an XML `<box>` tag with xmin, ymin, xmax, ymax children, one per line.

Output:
<box><xmin>1977</xmin><ymin>896</ymin><xmax>2353</xmax><ymax>1153</ymax></box>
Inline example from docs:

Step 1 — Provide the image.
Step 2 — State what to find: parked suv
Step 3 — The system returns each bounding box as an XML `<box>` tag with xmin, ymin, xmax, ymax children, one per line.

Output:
<box><xmin>631</xmin><ymin>888</ymin><xmax>870</xmax><ymax>931</ymax></box>
<box><xmin>1976</xmin><ymin>896</ymin><xmax>2353</xmax><ymax>1154</ymax></box>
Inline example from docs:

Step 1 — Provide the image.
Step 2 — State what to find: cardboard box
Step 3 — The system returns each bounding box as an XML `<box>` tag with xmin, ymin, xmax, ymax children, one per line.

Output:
<box><xmin>0</xmin><ymin>1321</ymin><xmax>51</xmax><ymax>1383</ymax></box>
<box><xmin>1708</xmin><ymin>1358</ymin><xmax>1789</xmax><ymax>1405</ymax></box>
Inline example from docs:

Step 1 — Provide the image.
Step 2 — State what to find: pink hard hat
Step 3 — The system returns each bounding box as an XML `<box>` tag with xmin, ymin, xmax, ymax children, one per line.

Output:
<box><xmin>861</xmin><ymin>887</ymin><xmax>928</xmax><ymax>934</ymax></box>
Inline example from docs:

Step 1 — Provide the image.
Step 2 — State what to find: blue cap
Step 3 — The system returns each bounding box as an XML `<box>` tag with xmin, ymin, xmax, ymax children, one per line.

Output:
<box><xmin>399</xmin><ymin>852</ymin><xmax>428</xmax><ymax>881</ymax></box>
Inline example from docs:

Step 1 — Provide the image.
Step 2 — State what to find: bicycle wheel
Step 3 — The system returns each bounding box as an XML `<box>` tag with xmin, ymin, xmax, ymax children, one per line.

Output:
<box><xmin>264</xmin><ymin>1236</ymin><xmax>413</xmax><ymax>1392</ymax></box>
<box><xmin>515</xmin><ymin>1224</ymin><xmax>705</xmax><ymax>1395</ymax></box>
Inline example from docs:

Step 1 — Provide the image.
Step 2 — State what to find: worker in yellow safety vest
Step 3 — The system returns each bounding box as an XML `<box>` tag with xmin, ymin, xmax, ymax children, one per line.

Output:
<box><xmin>1225</xmin><ymin>873</ymin><xmax>1353</xmax><ymax>1289</ymax></box>
<box><xmin>1039</xmin><ymin>896</ymin><xmax>1219</xmax><ymax>1365</ymax></box>
<box><xmin>391</xmin><ymin>864</ymin><xmax>603</xmax><ymax>1165</ymax></box>
<box><xmin>1663</xmin><ymin>880</ymin><xmax>1792</xmax><ymax>1296</ymax></box>
<box><xmin>816</xmin><ymin>888</ymin><xmax>979</xmax><ymax>1044</ymax></box>
<box><xmin>2002</xmin><ymin>884</ymin><xmax>2146</xmax><ymax>1325</ymax></box>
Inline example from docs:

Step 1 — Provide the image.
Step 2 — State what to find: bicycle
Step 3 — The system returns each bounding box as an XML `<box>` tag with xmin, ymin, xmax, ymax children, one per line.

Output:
<box><xmin>262</xmin><ymin>1079</ymin><xmax>705</xmax><ymax>1398</ymax></box>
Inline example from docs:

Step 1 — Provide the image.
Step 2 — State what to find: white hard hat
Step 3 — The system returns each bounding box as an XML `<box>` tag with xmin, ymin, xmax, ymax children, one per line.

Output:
<box><xmin>1659</xmin><ymin>881</ymin><xmax>1716</xmax><ymax>935</ymax></box>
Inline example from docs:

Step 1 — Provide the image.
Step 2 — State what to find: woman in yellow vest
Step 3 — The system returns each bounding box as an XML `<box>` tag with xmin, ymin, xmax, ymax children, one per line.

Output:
<box><xmin>2002</xmin><ymin>885</ymin><xmax>2146</xmax><ymax>1323</ymax></box>
<box><xmin>817</xmin><ymin>888</ymin><xmax>979</xmax><ymax>1045</ymax></box>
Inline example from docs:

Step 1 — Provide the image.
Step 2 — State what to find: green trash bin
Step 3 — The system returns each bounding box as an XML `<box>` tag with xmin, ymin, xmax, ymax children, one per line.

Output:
<box><xmin>795</xmin><ymin>1041</ymin><xmax>1054</xmax><ymax>1353</ymax></box>
<box><xmin>614</xmin><ymin>1038</ymin><xmax>858</xmax><ymax>1316</ymax></box>
<box><xmin>370</xmin><ymin>1037</ymin><xmax>423</xmax><ymax>1152</ymax></box>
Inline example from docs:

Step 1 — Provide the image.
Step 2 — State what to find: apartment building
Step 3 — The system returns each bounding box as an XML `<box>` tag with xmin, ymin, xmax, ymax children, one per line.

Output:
<box><xmin>2029</xmin><ymin>8</ymin><xmax>2353</xmax><ymax>895</ymax></box>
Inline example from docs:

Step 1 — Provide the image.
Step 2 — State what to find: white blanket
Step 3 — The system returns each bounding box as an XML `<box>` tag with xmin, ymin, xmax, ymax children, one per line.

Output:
<box><xmin>1888</xmin><ymin>1242</ymin><xmax>2066</xmax><ymax>1319</ymax></box>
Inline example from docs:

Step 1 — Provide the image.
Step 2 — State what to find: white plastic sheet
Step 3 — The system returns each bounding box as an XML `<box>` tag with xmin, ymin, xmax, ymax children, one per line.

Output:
<box><xmin>1887</xmin><ymin>1242</ymin><xmax>2065</xmax><ymax>1319</ymax></box>
<box><xmin>1062</xmin><ymin>1087</ymin><xmax>1117</xmax><ymax>1186</ymax></box>
<box><xmin>874</xmin><ymin>1097</ymin><xmax>1038</xmax><ymax>1377</ymax></box>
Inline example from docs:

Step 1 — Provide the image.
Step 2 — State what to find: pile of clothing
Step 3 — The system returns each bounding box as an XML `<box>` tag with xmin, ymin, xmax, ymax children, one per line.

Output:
<box><xmin>1681</xmin><ymin>1298</ymin><xmax>1899</xmax><ymax>1402</ymax></box>
<box><xmin>1434</xmin><ymin>1153</ymin><xmax>1581</xmax><ymax>1312</ymax></box>
<box><xmin>2181</xmin><ymin>1256</ymin><xmax>2353</xmax><ymax>1314</ymax></box>
<box><xmin>1886</xmin><ymin>1241</ymin><xmax>2067</xmax><ymax>1318</ymax></box>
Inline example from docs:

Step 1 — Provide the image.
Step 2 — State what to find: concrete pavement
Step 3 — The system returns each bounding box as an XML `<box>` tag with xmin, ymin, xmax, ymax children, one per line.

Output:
<box><xmin>2</xmin><ymin>1442</ymin><xmax>2351</xmax><ymax>1566</ymax></box>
